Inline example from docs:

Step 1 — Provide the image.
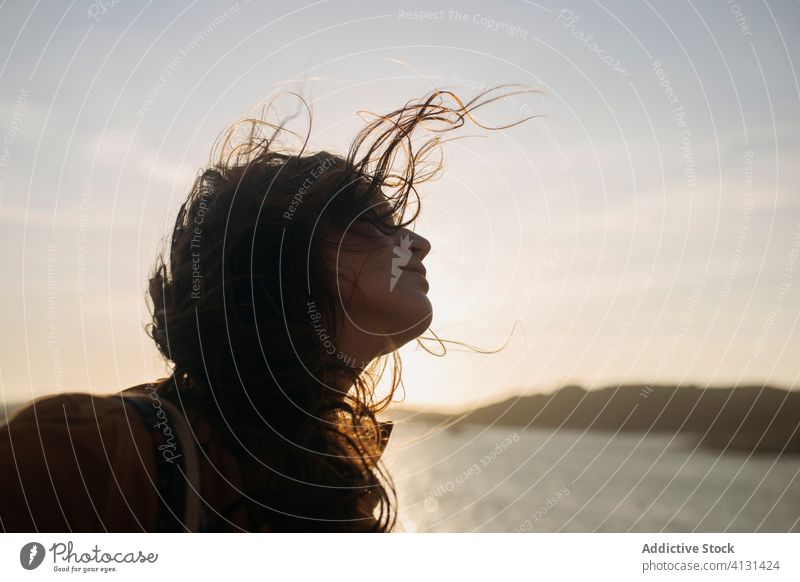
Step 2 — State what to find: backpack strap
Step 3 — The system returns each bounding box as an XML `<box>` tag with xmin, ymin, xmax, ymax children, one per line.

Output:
<box><xmin>122</xmin><ymin>393</ymin><xmax>202</xmax><ymax>532</ymax></box>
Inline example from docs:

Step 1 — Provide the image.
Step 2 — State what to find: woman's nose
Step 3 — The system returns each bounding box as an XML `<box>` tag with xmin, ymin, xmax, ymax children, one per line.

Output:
<box><xmin>409</xmin><ymin>231</ymin><xmax>431</xmax><ymax>260</ymax></box>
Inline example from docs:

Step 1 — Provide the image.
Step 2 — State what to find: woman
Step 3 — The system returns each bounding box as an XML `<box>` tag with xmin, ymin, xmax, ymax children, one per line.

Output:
<box><xmin>0</xmin><ymin>86</ymin><xmax>535</xmax><ymax>532</ymax></box>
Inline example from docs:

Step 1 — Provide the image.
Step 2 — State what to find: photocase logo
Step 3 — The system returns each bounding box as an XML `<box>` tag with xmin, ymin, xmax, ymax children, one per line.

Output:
<box><xmin>19</xmin><ymin>542</ymin><xmax>46</xmax><ymax>570</ymax></box>
<box><xmin>390</xmin><ymin>234</ymin><xmax>413</xmax><ymax>291</ymax></box>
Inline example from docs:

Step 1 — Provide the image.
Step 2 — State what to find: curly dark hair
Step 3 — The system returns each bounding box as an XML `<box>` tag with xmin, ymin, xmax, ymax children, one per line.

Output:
<box><xmin>146</xmin><ymin>85</ymin><xmax>539</xmax><ymax>532</ymax></box>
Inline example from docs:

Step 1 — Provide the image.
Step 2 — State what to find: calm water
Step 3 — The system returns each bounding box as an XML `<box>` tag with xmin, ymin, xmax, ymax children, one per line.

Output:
<box><xmin>382</xmin><ymin>421</ymin><xmax>800</xmax><ymax>533</ymax></box>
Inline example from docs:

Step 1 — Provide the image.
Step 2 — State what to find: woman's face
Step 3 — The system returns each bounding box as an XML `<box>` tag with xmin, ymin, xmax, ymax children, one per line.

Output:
<box><xmin>328</xmin><ymin>221</ymin><xmax>433</xmax><ymax>359</ymax></box>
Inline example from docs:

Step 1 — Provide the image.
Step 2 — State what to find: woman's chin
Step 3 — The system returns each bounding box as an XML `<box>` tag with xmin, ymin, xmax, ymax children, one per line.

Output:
<box><xmin>397</xmin><ymin>302</ymin><xmax>433</xmax><ymax>346</ymax></box>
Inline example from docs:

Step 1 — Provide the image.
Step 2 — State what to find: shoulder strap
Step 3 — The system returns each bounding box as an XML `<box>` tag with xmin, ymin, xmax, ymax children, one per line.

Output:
<box><xmin>122</xmin><ymin>393</ymin><xmax>202</xmax><ymax>532</ymax></box>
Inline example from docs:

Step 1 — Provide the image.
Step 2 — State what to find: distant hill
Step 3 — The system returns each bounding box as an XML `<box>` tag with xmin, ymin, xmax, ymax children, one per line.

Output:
<box><xmin>6</xmin><ymin>385</ymin><xmax>799</xmax><ymax>453</ymax></box>
<box><xmin>395</xmin><ymin>384</ymin><xmax>800</xmax><ymax>454</ymax></box>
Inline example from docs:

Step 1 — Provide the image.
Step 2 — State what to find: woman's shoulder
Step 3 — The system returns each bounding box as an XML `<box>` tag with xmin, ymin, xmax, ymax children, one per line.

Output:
<box><xmin>0</xmin><ymin>386</ymin><xmax>161</xmax><ymax>532</ymax></box>
<box><xmin>8</xmin><ymin>390</ymin><xmax>128</xmax><ymax>421</ymax></box>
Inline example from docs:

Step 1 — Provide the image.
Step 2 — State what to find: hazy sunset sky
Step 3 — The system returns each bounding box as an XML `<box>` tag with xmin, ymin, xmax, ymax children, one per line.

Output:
<box><xmin>1</xmin><ymin>0</ymin><xmax>798</xmax><ymax>412</ymax></box>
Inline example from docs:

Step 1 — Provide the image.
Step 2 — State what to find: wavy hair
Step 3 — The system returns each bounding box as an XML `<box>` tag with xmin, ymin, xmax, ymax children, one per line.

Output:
<box><xmin>146</xmin><ymin>85</ymin><xmax>540</xmax><ymax>531</ymax></box>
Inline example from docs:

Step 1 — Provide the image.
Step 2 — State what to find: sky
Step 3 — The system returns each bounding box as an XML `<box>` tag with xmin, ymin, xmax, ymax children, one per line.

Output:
<box><xmin>0</xmin><ymin>0</ymin><xmax>798</xmax><ymax>412</ymax></box>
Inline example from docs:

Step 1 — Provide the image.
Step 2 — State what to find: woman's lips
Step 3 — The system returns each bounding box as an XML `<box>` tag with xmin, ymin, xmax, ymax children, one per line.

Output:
<box><xmin>401</xmin><ymin>263</ymin><xmax>427</xmax><ymax>277</ymax></box>
<box><xmin>401</xmin><ymin>263</ymin><xmax>429</xmax><ymax>291</ymax></box>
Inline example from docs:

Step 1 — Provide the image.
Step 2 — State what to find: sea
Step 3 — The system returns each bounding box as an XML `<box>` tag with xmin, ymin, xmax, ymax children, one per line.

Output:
<box><xmin>382</xmin><ymin>420</ymin><xmax>800</xmax><ymax>533</ymax></box>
